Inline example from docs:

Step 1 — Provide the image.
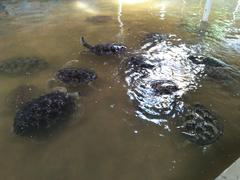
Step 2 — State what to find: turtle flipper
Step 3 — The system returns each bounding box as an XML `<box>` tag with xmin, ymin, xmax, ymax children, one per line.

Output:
<box><xmin>80</xmin><ymin>37</ymin><xmax>93</xmax><ymax>49</ymax></box>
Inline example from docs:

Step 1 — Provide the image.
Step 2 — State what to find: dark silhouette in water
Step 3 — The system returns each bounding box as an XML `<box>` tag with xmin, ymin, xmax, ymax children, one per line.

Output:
<box><xmin>151</xmin><ymin>80</ymin><xmax>179</xmax><ymax>95</ymax></box>
<box><xmin>80</xmin><ymin>37</ymin><xmax>127</xmax><ymax>56</ymax></box>
<box><xmin>0</xmin><ymin>57</ymin><xmax>47</xmax><ymax>75</ymax></box>
<box><xmin>13</xmin><ymin>91</ymin><xmax>75</xmax><ymax>137</ymax></box>
<box><xmin>125</xmin><ymin>56</ymin><xmax>155</xmax><ymax>70</ymax></box>
<box><xmin>188</xmin><ymin>55</ymin><xmax>226</xmax><ymax>67</ymax></box>
<box><xmin>85</xmin><ymin>15</ymin><xmax>113</xmax><ymax>24</ymax></box>
<box><xmin>56</xmin><ymin>67</ymin><xmax>97</xmax><ymax>86</ymax></box>
<box><xmin>0</xmin><ymin>3</ymin><xmax>8</xmax><ymax>16</ymax></box>
<box><xmin>179</xmin><ymin>104</ymin><xmax>223</xmax><ymax>146</ymax></box>
<box><xmin>188</xmin><ymin>55</ymin><xmax>240</xmax><ymax>95</ymax></box>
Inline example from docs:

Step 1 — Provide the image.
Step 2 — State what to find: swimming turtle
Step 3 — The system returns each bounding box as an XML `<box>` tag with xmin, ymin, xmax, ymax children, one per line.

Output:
<box><xmin>125</xmin><ymin>55</ymin><xmax>155</xmax><ymax>70</ymax></box>
<box><xmin>6</xmin><ymin>84</ymin><xmax>42</xmax><ymax>112</ymax></box>
<box><xmin>119</xmin><ymin>32</ymin><xmax>226</xmax><ymax>145</ymax></box>
<box><xmin>151</xmin><ymin>80</ymin><xmax>180</xmax><ymax>95</ymax></box>
<box><xmin>120</xmin><ymin>33</ymin><xmax>204</xmax><ymax>121</ymax></box>
<box><xmin>48</xmin><ymin>67</ymin><xmax>97</xmax><ymax>88</ymax></box>
<box><xmin>85</xmin><ymin>15</ymin><xmax>113</xmax><ymax>24</ymax></box>
<box><xmin>13</xmin><ymin>90</ymin><xmax>78</xmax><ymax>137</ymax></box>
<box><xmin>188</xmin><ymin>55</ymin><xmax>240</xmax><ymax>94</ymax></box>
<box><xmin>0</xmin><ymin>3</ymin><xmax>8</xmax><ymax>16</ymax></box>
<box><xmin>141</xmin><ymin>33</ymin><xmax>171</xmax><ymax>51</ymax></box>
<box><xmin>179</xmin><ymin>104</ymin><xmax>223</xmax><ymax>146</ymax></box>
<box><xmin>80</xmin><ymin>37</ymin><xmax>127</xmax><ymax>56</ymax></box>
<box><xmin>0</xmin><ymin>3</ymin><xmax>5</xmax><ymax>11</ymax></box>
<box><xmin>0</xmin><ymin>57</ymin><xmax>47</xmax><ymax>75</ymax></box>
<box><xmin>188</xmin><ymin>55</ymin><xmax>226</xmax><ymax>67</ymax></box>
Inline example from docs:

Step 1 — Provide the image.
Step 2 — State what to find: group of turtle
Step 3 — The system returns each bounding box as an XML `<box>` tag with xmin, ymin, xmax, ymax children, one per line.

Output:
<box><xmin>1</xmin><ymin>33</ymin><xmax>239</xmax><ymax>146</ymax></box>
<box><xmin>0</xmin><ymin>36</ymin><xmax>126</xmax><ymax>138</ymax></box>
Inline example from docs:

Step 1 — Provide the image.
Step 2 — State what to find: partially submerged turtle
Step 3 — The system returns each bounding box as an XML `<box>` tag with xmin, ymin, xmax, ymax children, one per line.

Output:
<box><xmin>6</xmin><ymin>84</ymin><xmax>42</xmax><ymax>112</ymax></box>
<box><xmin>188</xmin><ymin>55</ymin><xmax>226</xmax><ymax>67</ymax></box>
<box><xmin>141</xmin><ymin>33</ymin><xmax>171</xmax><ymax>50</ymax></box>
<box><xmin>13</xmin><ymin>90</ymin><xmax>77</xmax><ymax>137</ymax></box>
<box><xmin>179</xmin><ymin>104</ymin><xmax>223</xmax><ymax>146</ymax></box>
<box><xmin>151</xmin><ymin>80</ymin><xmax>179</xmax><ymax>95</ymax></box>
<box><xmin>188</xmin><ymin>55</ymin><xmax>240</xmax><ymax>94</ymax></box>
<box><xmin>49</xmin><ymin>67</ymin><xmax>97</xmax><ymax>88</ymax></box>
<box><xmin>125</xmin><ymin>55</ymin><xmax>155</xmax><ymax>70</ymax></box>
<box><xmin>120</xmin><ymin>33</ymin><xmax>204</xmax><ymax>121</ymax></box>
<box><xmin>0</xmin><ymin>3</ymin><xmax>5</xmax><ymax>11</ymax></box>
<box><xmin>80</xmin><ymin>37</ymin><xmax>127</xmax><ymax>56</ymax></box>
<box><xmin>0</xmin><ymin>57</ymin><xmax>47</xmax><ymax>75</ymax></box>
<box><xmin>85</xmin><ymin>15</ymin><xmax>113</xmax><ymax>24</ymax></box>
<box><xmin>119</xmin><ymin>32</ymin><xmax>226</xmax><ymax>145</ymax></box>
<box><xmin>0</xmin><ymin>3</ymin><xmax>8</xmax><ymax>16</ymax></box>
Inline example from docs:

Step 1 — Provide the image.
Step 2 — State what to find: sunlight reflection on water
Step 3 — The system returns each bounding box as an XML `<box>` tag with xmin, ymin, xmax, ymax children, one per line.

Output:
<box><xmin>124</xmin><ymin>34</ymin><xmax>205</xmax><ymax>126</ymax></box>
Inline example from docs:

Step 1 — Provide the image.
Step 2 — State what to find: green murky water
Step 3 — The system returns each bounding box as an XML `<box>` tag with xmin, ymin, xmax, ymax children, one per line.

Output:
<box><xmin>0</xmin><ymin>0</ymin><xmax>239</xmax><ymax>179</ymax></box>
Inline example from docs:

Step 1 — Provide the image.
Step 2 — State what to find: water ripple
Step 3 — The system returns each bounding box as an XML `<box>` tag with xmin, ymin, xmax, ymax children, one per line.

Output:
<box><xmin>123</xmin><ymin>34</ymin><xmax>205</xmax><ymax>126</ymax></box>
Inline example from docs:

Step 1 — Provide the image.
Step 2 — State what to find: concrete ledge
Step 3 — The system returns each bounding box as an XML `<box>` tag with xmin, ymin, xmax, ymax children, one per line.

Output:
<box><xmin>216</xmin><ymin>158</ymin><xmax>240</xmax><ymax>180</ymax></box>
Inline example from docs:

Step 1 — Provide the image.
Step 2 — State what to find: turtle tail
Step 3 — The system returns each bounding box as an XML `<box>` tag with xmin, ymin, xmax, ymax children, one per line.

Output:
<box><xmin>80</xmin><ymin>37</ymin><xmax>93</xmax><ymax>49</ymax></box>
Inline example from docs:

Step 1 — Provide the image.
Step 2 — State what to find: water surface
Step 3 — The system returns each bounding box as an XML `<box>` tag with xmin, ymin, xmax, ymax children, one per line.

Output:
<box><xmin>0</xmin><ymin>0</ymin><xmax>240</xmax><ymax>180</ymax></box>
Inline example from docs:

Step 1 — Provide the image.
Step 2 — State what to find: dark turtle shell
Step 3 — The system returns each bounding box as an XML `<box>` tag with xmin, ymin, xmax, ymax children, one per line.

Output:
<box><xmin>13</xmin><ymin>91</ymin><xmax>75</xmax><ymax>136</ymax></box>
<box><xmin>0</xmin><ymin>57</ymin><xmax>47</xmax><ymax>75</ymax></box>
<box><xmin>6</xmin><ymin>84</ymin><xmax>42</xmax><ymax>112</ymax></box>
<box><xmin>90</xmin><ymin>44</ymin><xmax>127</xmax><ymax>56</ymax></box>
<box><xmin>56</xmin><ymin>67</ymin><xmax>97</xmax><ymax>86</ymax></box>
<box><xmin>180</xmin><ymin>104</ymin><xmax>223</xmax><ymax>146</ymax></box>
<box><xmin>151</xmin><ymin>80</ymin><xmax>179</xmax><ymax>95</ymax></box>
<box><xmin>125</xmin><ymin>56</ymin><xmax>155</xmax><ymax>70</ymax></box>
<box><xmin>188</xmin><ymin>55</ymin><xmax>226</xmax><ymax>67</ymax></box>
<box><xmin>0</xmin><ymin>3</ymin><xmax>8</xmax><ymax>16</ymax></box>
<box><xmin>81</xmin><ymin>37</ymin><xmax>127</xmax><ymax>56</ymax></box>
<box><xmin>141</xmin><ymin>33</ymin><xmax>168</xmax><ymax>50</ymax></box>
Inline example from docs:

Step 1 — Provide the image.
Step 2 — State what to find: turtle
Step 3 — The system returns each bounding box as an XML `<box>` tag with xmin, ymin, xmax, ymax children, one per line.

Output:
<box><xmin>0</xmin><ymin>3</ymin><xmax>8</xmax><ymax>16</ymax></box>
<box><xmin>0</xmin><ymin>3</ymin><xmax>5</xmax><ymax>11</ymax></box>
<box><xmin>188</xmin><ymin>55</ymin><xmax>226</xmax><ymax>67</ymax></box>
<box><xmin>142</xmin><ymin>33</ymin><xmax>168</xmax><ymax>44</ymax></box>
<box><xmin>80</xmin><ymin>37</ymin><xmax>127</xmax><ymax>56</ymax></box>
<box><xmin>151</xmin><ymin>80</ymin><xmax>180</xmax><ymax>95</ymax></box>
<box><xmin>48</xmin><ymin>67</ymin><xmax>97</xmax><ymax>88</ymax></box>
<box><xmin>178</xmin><ymin>104</ymin><xmax>223</xmax><ymax>146</ymax></box>
<box><xmin>0</xmin><ymin>57</ymin><xmax>48</xmax><ymax>76</ymax></box>
<box><xmin>5</xmin><ymin>84</ymin><xmax>42</xmax><ymax>112</ymax></box>
<box><xmin>13</xmin><ymin>90</ymin><xmax>78</xmax><ymax>137</ymax></box>
<box><xmin>125</xmin><ymin>55</ymin><xmax>155</xmax><ymax>70</ymax></box>
<box><xmin>120</xmin><ymin>33</ymin><xmax>226</xmax><ymax>145</ymax></box>
<box><xmin>120</xmin><ymin>33</ymin><xmax>206</xmax><ymax>121</ymax></box>
<box><xmin>141</xmin><ymin>33</ymin><xmax>170</xmax><ymax>50</ymax></box>
<box><xmin>85</xmin><ymin>15</ymin><xmax>113</xmax><ymax>24</ymax></box>
<box><xmin>188</xmin><ymin>55</ymin><xmax>240</xmax><ymax>94</ymax></box>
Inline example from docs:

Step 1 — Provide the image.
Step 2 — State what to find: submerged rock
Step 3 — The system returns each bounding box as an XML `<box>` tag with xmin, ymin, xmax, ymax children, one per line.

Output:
<box><xmin>13</xmin><ymin>91</ymin><xmax>76</xmax><ymax>136</ymax></box>
<box><xmin>80</xmin><ymin>37</ymin><xmax>127</xmax><ymax>56</ymax></box>
<box><xmin>0</xmin><ymin>57</ymin><xmax>47</xmax><ymax>75</ymax></box>
<box><xmin>179</xmin><ymin>104</ymin><xmax>223</xmax><ymax>146</ymax></box>
<box><xmin>86</xmin><ymin>15</ymin><xmax>113</xmax><ymax>24</ymax></box>
<box><xmin>6</xmin><ymin>84</ymin><xmax>42</xmax><ymax>112</ymax></box>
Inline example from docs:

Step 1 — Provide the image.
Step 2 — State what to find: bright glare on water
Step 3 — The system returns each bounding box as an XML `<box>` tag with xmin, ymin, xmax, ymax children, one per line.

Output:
<box><xmin>0</xmin><ymin>0</ymin><xmax>239</xmax><ymax>180</ymax></box>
